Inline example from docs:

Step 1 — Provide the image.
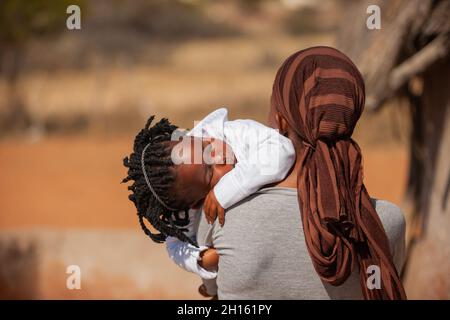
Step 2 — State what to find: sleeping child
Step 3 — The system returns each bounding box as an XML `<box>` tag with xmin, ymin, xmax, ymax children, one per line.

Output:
<box><xmin>122</xmin><ymin>108</ymin><xmax>295</xmax><ymax>292</ymax></box>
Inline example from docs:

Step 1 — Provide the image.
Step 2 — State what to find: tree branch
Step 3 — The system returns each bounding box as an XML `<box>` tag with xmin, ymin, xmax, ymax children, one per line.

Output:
<box><xmin>389</xmin><ymin>33</ymin><xmax>449</xmax><ymax>91</ymax></box>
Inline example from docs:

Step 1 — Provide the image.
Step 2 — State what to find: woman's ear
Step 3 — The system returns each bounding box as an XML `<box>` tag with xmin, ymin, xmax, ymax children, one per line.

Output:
<box><xmin>268</xmin><ymin>106</ymin><xmax>289</xmax><ymax>136</ymax></box>
<box><xmin>276</xmin><ymin>114</ymin><xmax>289</xmax><ymax>137</ymax></box>
<box><xmin>268</xmin><ymin>104</ymin><xmax>279</xmax><ymax>129</ymax></box>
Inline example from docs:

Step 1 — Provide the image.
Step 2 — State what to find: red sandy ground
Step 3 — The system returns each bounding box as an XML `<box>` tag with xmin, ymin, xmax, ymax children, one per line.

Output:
<box><xmin>0</xmin><ymin>135</ymin><xmax>407</xmax><ymax>229</ymax></box>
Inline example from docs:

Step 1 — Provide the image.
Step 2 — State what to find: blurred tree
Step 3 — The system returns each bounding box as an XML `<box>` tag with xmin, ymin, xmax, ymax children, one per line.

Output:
<box><xmin>129</xmin><ymin>0</ymin><xmax>237</xmax><ymax>39</ymax></box>
<box><xmin>0</xmin><ymin>0</ymin><xmax>83</xmax><ymax>133</ymax></box>
<box><xmin>337</xmin><ymin>0</ymin><xmax>449</xmax><ymax>298</ymax></box>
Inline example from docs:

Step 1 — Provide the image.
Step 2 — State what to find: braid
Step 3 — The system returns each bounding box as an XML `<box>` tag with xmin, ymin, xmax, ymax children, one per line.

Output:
<box><xmin>122</xmin><ymin>116</ymin><xmax>197</xmax><ymax>247</ymax></box>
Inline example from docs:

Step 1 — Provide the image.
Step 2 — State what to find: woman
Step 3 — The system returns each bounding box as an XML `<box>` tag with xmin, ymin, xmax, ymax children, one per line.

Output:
<box><xmin>268</xmin><ymin>46</ymin><xmax>407</xmax><ymax>299</ymax></box>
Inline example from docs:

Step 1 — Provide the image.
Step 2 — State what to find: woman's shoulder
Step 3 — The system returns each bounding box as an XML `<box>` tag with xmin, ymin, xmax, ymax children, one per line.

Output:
<box><xmin>371</xmin><ymin>199</ymin><xmax>407</xmax><ymax>272</ymax></box>
<box><xmin>372</xmin><ymin>198</ymin><xmax>405</xmax><ymax>220</ymax></box>
<box><xmin>372</xmin><ymin>199</ymin><xmax>406</xmax><ymax>241</ymax></box>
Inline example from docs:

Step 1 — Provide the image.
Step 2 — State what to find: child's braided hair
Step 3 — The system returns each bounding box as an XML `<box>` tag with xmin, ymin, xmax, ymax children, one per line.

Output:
<box><xmin>122</xmin><ymin>116</ymin><xmax>197</xmax><ymax>246</ymax></box>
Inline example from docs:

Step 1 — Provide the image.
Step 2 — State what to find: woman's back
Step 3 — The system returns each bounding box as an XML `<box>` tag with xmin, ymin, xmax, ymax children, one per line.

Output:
<box><xmin>197</xmin><ymin>187</ymin><xmax>406</xmax><ymax>299</ymax></box>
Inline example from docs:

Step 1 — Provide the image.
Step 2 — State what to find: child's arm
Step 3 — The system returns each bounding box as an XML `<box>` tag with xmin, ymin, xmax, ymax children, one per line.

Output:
<box><xmin>166</xmin><ymin>237</ymin><xmax>217</xmax><ymax>279</ymax></box>
<box><xmin>207</xmin><ymin>120</ymin><xmax>295</xmax><ymax>224</ymax></box>
<box><xmin>165</xmin><ymin>209</ymin><xmax>217</xmax><ymax>279</ymax></box>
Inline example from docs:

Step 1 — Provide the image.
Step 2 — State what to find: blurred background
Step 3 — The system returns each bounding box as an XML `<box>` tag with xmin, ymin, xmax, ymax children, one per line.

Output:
<box><xmin>0</xmin><ymin>0</ymin><xmax>448</xmax><ymax>299</ymax></box>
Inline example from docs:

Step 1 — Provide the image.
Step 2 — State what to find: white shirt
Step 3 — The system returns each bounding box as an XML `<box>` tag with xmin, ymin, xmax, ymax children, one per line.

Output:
<box><xmin>187</xmin><ymin>108</ymin><xmax>296</xmax><ymax>209</ymax></box>
<box><xmin>166</xmin><ymin>108</ymin><xmax>295</xmax><ymax>280</ymax></box>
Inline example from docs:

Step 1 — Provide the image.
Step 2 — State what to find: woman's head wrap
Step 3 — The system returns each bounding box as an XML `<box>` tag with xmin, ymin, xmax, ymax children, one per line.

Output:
<box><xmin>271</xmin><ymin>46</ymin><xmax>406</xmax><ymax>299</ymax></box>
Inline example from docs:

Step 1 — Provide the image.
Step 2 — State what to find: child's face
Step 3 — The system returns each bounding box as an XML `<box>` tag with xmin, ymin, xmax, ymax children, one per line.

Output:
<box><xmin>170</xmin><ymin>137</ymin><xmax>235</xmax><ymax>209</ymax></box>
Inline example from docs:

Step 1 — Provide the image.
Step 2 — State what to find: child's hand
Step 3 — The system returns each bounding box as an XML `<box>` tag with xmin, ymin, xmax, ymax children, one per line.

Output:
<box><xmin>204</xmin><ymin>190</ymin><xmax>225</xmax><ymax>226</ymax></box>
<box><xmin>198</xmin><ymin>247</ymin><xmax>219</xmax><ymax>271</ymax></box>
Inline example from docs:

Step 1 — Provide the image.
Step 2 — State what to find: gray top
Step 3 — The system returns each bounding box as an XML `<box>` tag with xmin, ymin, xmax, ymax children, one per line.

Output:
<box><xmin>197</xmin><ymin>187</ymin><xmax>406</xmax><ymax>300</ymax></box>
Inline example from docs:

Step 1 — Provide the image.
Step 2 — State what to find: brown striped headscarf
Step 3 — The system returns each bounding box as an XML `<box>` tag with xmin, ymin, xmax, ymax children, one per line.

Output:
<box><xmin>270</xmin><ymin>46</ymin><xmax>406</xmax><ymax>300</ymax></box>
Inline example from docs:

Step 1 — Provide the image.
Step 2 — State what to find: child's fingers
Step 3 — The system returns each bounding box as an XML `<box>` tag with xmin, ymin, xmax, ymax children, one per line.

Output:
<box><xmin>209</xmin><ymin>206</ymin><xmax>217</xmax><ymax>224</ymax></box>
<box><xmin>218</xmin><ymin>207</ymin><xmax>225</xmax><ymax>226</ymax></box>
<box><xmin>205</xmin><ymin>208</ymin><xmax>213</xmax><ymax>224</ymax></box>
<box><xmin>204</xmin><ymin>203</ymin><xmax>216</xmax><ymax>225</ymax></box>
<box><xmin>203</xmin><ymin>195</ymin><xmax>213</xmax><ymax>224</ymax></box>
